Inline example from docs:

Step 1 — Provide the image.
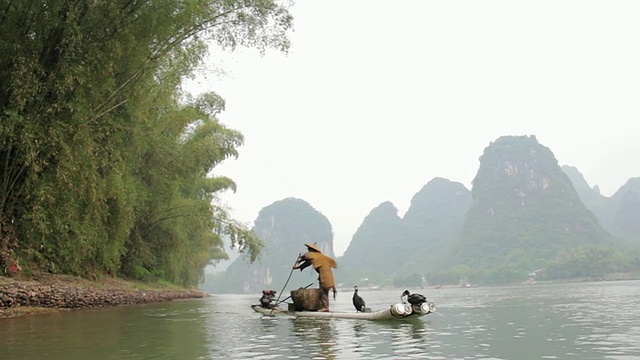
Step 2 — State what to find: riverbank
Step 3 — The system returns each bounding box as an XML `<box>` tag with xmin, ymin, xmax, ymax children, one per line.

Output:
<box><xmin>0</xmin><ymin>273</ymin><xmax>208</xmax><ymax>319</ymax></box>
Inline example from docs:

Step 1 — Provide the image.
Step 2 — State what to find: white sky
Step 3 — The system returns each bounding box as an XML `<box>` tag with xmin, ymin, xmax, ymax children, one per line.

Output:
<box><xmin>186</xmin><ymin>1</ymin><xmax>640</xmax><ymax>256</ymax></box>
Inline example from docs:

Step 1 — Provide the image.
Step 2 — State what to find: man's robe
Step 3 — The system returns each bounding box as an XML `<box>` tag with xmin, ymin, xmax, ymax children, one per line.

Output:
<box><xmin>298</xmin><ymin>251</ymin><xmax>337</xmax><ymax>291</ymax></box>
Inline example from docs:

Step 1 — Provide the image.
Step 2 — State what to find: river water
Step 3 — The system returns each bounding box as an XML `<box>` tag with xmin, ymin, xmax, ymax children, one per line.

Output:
<box><xmin>1</xmin><ymin>280</ymin><xmax>639</xmax><ymax>360</ymax></box>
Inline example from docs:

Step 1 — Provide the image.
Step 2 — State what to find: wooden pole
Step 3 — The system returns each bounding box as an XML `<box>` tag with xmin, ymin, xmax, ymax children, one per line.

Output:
<box><xmin>270</xmin><ymin>253</ymin><xmax>300</xmax><ymax>316</ymax></box>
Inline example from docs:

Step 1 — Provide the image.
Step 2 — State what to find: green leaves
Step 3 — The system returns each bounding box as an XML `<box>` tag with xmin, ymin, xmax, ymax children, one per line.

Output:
<box><xmin>0</xmin><ymin>0</ymin><xmax>291</xmax><ymax>284</ymax></box>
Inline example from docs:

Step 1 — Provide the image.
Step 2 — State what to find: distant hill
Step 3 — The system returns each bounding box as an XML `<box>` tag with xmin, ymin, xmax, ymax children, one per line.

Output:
<box><xmin>200</xmin><ymin>198</ymin><xmax>335</xmax><ymax>294</ymax></box>
<box><xmin>337</xmin><ymin>201</ymin><xmax>404</xmax><ymax>286</ymax></box>
<box><xmin>401</xmin><ymin>178</ymin><xmax>472</xmax><ymax>271</ymax></box>
<box><xmin>338</xmin><ymin>178</ymin><xmax>472</xmax><ymax>286</ymax></box>
<box><xmin>203</xmin><ymin>236</ymin><xmax>241</xmax><ymax>274</ymax></box>
<box><xmin>206</xmin><ymin>135</ymin><xmax>640</xmax><ymax>289</ymax></box>
<box><xmin>562</xmin><ymin>165</ymin><xmax>611</xmax><ymax>224</ymax></box>
<box><xmin>609</xmin><ymin>178</ymin><xmax>640</xmax><ymax>241</ymax></box>
<box><xmin>563</xmin><ymin>166</ymin><xmax>640</xmax><ymax>244</ymax></box>
<box><xmin>453</xmin><ymin>135</ymin><xmax>614</xmax><ymax>270</ymax></box>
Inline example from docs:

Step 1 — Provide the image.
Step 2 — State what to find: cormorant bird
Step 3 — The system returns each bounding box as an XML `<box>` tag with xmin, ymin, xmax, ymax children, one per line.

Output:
<box><xmin>352</xmin><ymin>286</ymin><xmax>366</xmax><ymax>312</ymax></box>
<box><xmin>401</xmin><ymin>290</ymin><xmax>426</xmax><ymax>305</ymax></box>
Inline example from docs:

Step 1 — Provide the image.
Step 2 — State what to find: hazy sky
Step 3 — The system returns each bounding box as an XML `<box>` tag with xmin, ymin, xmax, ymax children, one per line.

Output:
<box><xmin>186</xmin><ymin>1</ymin><xmax>640</xmax><ymax>257</ymax></box>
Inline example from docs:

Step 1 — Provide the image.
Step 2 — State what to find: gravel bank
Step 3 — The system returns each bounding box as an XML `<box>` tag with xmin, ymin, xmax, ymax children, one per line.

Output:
<box><xmin>0</xmin><ymin>274</ymin><xmax>207</xmax><ymax>318</ymax></box>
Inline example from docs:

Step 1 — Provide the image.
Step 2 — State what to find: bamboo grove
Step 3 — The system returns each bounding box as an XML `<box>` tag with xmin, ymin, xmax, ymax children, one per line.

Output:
<box><xmin>0</xmin><ymin>0</ymin><xmax>292</xmax><ymax>285</ymax></box>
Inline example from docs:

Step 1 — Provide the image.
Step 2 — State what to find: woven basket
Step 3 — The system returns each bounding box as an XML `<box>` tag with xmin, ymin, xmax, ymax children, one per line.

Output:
<box><xmin>290</xmin><ymin>288</ymin><xmax>323</xmax><ymax>311</ymax></box>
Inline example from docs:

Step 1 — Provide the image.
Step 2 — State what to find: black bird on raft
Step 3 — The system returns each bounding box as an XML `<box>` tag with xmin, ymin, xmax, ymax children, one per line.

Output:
<box><xmin>352</xmin><ymin>286</ymin><xmax>366</xmax><ymax>312</ymax></box>
<box><xmin>401</xmin><ymin>289</ymin><xmax>426</xmax><ymax>305</ymax></box>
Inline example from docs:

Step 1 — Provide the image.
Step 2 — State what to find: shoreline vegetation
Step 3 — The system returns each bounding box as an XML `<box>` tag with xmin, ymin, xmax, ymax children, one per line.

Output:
<box><xmin>0</xmin><ymin>0</ymin><xmax>288</xmax><ymax>300</ymax></box>
<box><xmin>0</xmin><ymin>273</ymin><xmax>209</xmax><ymax>319</ymax></box>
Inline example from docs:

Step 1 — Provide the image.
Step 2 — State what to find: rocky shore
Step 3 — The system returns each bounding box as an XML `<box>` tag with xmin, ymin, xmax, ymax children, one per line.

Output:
<box><xmin>0</xmin><ymin>273</ymin><xmax>208</xmax><ymax>318</ymax></box>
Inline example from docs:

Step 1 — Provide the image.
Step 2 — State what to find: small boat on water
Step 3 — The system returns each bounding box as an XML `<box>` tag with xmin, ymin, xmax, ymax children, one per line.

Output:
<box><xmin>251</xmin><ymin>288</ymin><xmax>436</xmax><ymax>321</ymax></box>
<box><xmin>251</xmin><ymin>301</ymin><xmax>435</xmax><ymax>321</ymax></box>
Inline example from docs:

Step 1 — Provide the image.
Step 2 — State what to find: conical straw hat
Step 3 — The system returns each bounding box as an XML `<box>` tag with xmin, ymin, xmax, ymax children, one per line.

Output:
<box><xmin>304</xmin><ymin>243</ymin><xmax>322</xmax><ymax>253</ymax></box>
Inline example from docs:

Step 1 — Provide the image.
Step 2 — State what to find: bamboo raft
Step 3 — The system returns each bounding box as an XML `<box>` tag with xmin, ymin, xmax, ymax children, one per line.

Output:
<box><xmin>252</xmin><ymin>288</ymin><xmax>436</xmax><ymax>321</ymax></box>
<box><xmin>251</xmin><ymin>303</ymin><xmax>435</xmax><ymax>321</ymax></box>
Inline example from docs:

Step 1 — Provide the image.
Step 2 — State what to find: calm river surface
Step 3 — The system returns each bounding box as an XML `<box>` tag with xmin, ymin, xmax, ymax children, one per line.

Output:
<box><xmin>1</xmin><ymin>280</ymin><xmax>639</xmax><ymax>360</ymax></box>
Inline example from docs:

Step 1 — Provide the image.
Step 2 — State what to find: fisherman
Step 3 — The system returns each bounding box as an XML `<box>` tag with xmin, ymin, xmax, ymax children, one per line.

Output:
<box><xmin>259</xmin><ymin>289</ymin><xmax>277</xmax><ymax>309</ymax></box>
<box><xmin>292</xmin><ymin>243</ymin><xmax>337</xmax><ymax>312</ymax></box>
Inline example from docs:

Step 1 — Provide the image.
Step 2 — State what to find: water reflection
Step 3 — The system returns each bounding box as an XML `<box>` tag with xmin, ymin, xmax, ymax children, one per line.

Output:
<box><xmin>385</xmin><ymin>319</ymin><xmax>432</xmax><ymax>359</ymax></box>
<box><xmin>1</xmin><ymin>301</ymin><xmax>211</xmax><ymax>360</ymax></box>
<box><xmin>291</xmin><ymin>318</ymin><xmax>338</xmax><ymax>360</ymax></box>
<box><xmin>352</xmin><ymin>322</ymin><xmax>366</xmax><ymax>338</ymax></box>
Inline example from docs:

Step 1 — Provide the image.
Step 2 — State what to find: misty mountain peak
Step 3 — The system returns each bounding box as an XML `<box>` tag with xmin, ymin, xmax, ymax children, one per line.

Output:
<box><xmin>457</xmin><ymin>135</ymin><xmax>613</xmax><ymax>267</ymax></box>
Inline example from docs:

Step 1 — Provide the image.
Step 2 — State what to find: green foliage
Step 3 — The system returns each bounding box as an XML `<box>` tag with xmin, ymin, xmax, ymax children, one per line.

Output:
<box><xmin>392</xmin><ymin>272</ymin><xmax>423</xmax><ymax>288</ymax></box>
<box><xmin>540</xmin><ymin>245</ymin><xmax>622</xmax><ymax>280</ymax></box>
<box><xmin>426</xmin><ymin>244</ymin><xmax>639</xmax><ymax>285</ymax></box>
<box><xmin>132</xmin><ymin>265</ymin><xmax>153</xmax><ymax>282</ymax></box>
<box><xmin>0</xmin><ymin>0</ymin><xmax>292</xmax><ymax>285</ymax></box>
